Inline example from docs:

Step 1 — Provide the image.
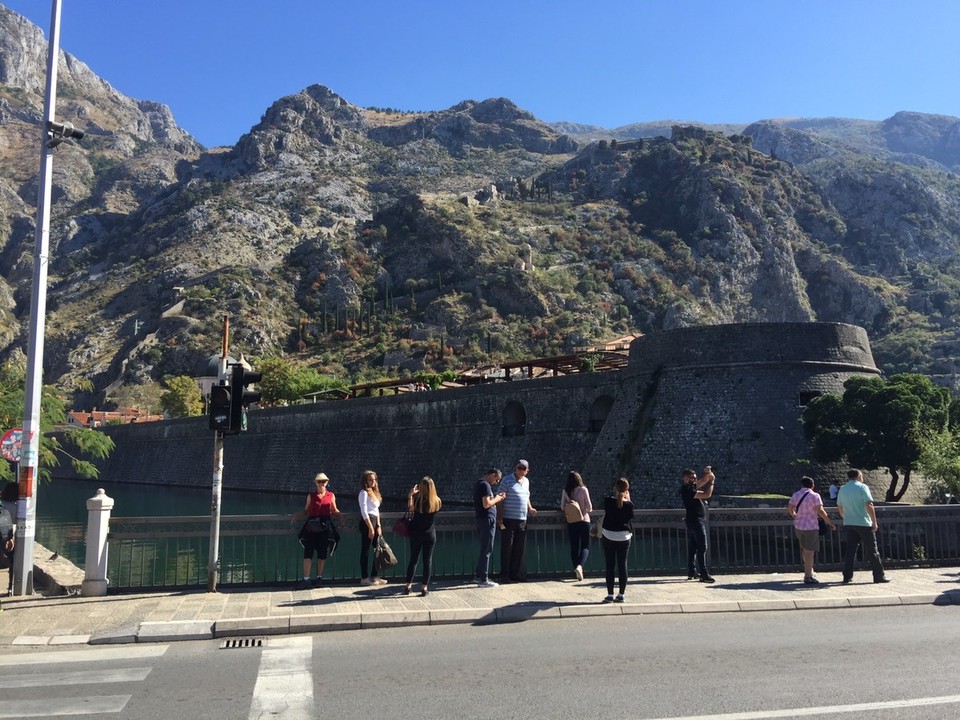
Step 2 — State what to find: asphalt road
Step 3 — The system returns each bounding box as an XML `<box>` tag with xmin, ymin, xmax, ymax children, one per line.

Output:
<box><xmin>1</xmin><ymin>605</ymin><xmax>958</xmax><ymax>720</ymax></box>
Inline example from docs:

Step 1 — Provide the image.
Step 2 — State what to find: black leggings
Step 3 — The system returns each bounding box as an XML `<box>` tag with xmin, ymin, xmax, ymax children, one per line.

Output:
<box><xmin>405</xmin><ymin>530</ymin><xmax>437</xmax><ymax>586</ymax></box>
<box><xmin>567</xmin><ymin>521</ymin><xmax>591</xmax><ymax>568</ymax></box>
<box><xmin>601</xmin><ymin>536</ymin><xmax>630</xmax><ymax>595</ymax></box>
<box><xmin>359</xmin><ymin>519</ymin><xmax>381</xmax><ymax>578</ymax></box>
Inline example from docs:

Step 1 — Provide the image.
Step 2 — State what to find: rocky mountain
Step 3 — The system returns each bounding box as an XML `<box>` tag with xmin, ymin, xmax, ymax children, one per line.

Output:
<box><xmin>3</xmin><ymin>4</ymin><xmax>960</xmax><ymax>411</ymax></box>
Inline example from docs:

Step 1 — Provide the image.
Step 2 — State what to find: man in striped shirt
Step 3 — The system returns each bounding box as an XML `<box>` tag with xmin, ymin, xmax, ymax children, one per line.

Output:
<box><xmin>497</xmin><ymin>459</ymin><xmax>538</xmax><ymax>582</ymax></box>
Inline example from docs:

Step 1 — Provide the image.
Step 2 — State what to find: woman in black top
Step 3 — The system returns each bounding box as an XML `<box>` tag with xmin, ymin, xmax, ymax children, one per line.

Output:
<box><xmin>404</xmin><ymin>476</ymin><xmax>442</xmax><ymax>596</ymax></box>
<box><xmin>600</xmin><ymin>477</ymin><xmax>634</xmax><ymax>603</ymax></box>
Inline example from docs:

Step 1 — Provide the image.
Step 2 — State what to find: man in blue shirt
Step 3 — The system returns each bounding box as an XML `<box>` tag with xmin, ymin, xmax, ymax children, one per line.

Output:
<box><xmin>837</xmin><ymin>469</ymin><xmax>890</xmax><ymax>584</ymax></box>
<box><xmin>497</xmin><ymin>459</ymin><xmax>538</xmax><ymax>582</ymax></box>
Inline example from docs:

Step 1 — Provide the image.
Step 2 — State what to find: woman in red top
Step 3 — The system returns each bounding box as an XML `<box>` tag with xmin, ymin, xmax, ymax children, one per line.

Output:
<box><xmin>290</xmin><ymin>472</ymin><xmax>342</xmax><ymax>588</ymax></box>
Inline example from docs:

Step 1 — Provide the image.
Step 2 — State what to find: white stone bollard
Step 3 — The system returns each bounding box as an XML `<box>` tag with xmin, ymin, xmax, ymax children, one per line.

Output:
<box><xmin>81</xmin><ymin>488</ymin><xmax>114</xmax><ymax>597</ymax></box>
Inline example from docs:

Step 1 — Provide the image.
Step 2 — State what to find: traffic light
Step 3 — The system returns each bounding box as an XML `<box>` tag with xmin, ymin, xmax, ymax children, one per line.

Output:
<box><xmin>208</xmin><ymin>383</ymin><xmax>232</xmax><ymax>432</ymax></box>
<box><xmin>229</xmin><ymin>364</ymin><xmax>262</xmax><ymax>432</ymax></box>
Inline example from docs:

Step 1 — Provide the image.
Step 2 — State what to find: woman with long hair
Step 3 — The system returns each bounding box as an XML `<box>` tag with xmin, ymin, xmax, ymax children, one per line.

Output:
<box><xmin>358</xmin><ymin>469</ymin><xmax>386</xmax><ymax>586</ymax></box>
<box><xmin>600</xmin><ymin>477</ymin><xmax>634</xmax><ymax>603</ymax></box>
<box><xmin>290</xmin><ymin>472</ymin><xmax>342</xmax><ymax>588</ymax></box>
<box><xmin>404</xmin><ymin>476</ymin><xmax>443</xmax><ymax>596</ymax></box>
<box><xmin>561</xmin><ymin>471</ymin><xmax>593</xmax><ymax>581</ymax></box>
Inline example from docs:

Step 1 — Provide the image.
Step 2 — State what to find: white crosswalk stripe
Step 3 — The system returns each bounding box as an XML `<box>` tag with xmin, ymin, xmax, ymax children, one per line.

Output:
<box><xmin>0</xmin><ymin>644</ymin><xmax>169</xmax><ymax>717</ymax></box>
<box><xmin>248</xmin><ymin>636</ymin><xmax>315</xmax><ymax>720</ymax></box>
<box><xmin>5</xmin><ymin>667</ymin><xmax>153</xmax><ymax>689</ymax></box>
<box><xmin>0</xmin><ymin>645</ymin><xmax>167</xmax><ymax>667</ymax></box>
<box><xmin>0</xmin><ymin>696</ymin><xmax>131</xmax><ymax>718</ymax></box>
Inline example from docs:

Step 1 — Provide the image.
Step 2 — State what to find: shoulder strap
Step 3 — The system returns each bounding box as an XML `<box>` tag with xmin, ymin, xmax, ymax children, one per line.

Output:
<box><xmin>796</xmin><ymin>490</ymin><xmax>811</xmax><ymax>510</ymax></box>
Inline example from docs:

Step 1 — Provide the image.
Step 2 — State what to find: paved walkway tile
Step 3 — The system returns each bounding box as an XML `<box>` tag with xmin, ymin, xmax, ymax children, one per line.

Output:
<box><xmin>0</xmin><ymin>568</ymin><xmax>958</xmax><ymax>645</ymax></box>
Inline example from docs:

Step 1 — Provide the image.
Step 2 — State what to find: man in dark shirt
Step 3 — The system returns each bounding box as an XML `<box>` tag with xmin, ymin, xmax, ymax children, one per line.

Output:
<box><xmin>473</xmin><ymin>469</ymin><xmax>505</xmax><ymax>587</ymax></box>
<box><xmin>680</xmin><ymin>466</ymin><xmax>716</xmax><ymax>583</ymax></box>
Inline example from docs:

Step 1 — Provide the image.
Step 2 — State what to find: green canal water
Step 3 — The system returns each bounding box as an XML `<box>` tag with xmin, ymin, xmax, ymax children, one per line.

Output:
<box><xmin>34</xmin><ymin>477</ymin><xmax>305</xmax><ymax>570</ymax></box>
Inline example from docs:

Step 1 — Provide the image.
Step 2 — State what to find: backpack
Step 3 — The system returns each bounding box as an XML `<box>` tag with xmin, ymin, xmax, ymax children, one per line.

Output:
<box><xmin>562</xmin><ymin>490</ymin><xmax>584</xmax><ymax>523</ymax></box>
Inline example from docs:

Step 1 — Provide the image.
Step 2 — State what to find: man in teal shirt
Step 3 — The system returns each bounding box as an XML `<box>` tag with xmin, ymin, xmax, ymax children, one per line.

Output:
<box><xmin>837</xmin><ymin>469</ymin><xmax>890</xmax><ymax>584</ymax></box>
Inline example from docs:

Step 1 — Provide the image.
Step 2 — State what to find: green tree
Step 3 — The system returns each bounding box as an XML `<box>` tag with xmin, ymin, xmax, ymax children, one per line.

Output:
<box><xmin>159</xmin><ymin>376</ymin><xmax>204</xmax><ymax>418</ymax></box>
<box><xmin>256</xmin><ymin>356</ymin><xmax>345</xmax><ymax>405</ymax></box>
<box><xmin>802</xmin><ymin>373</ymin><xmax>954</xmax><ymax>501</ymax></box>
<box><xmin>917</xmin><ymin>430</ymin><xmax>960</xmax><ymax>501</ymax></box>
<box><xmin>0</xmin><ymin>358</ymin><xmax>115</xmax><ymax>483</ymax></box>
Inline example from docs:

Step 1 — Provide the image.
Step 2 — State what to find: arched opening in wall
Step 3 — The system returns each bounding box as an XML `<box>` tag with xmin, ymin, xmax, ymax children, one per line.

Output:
<box><xmin>502</xmin><ymin>401</ymin><xmax>526</xmax><ymax>437</ymax></box>
<box><xmin>589</xmin><ymin>395</ymin><xmax>615</xmax><ymax>432</ymax></box>
<box><xmin>798</xmin><ymin>391</ymin><xmax>823</xmax><ymax>407</ymax></box>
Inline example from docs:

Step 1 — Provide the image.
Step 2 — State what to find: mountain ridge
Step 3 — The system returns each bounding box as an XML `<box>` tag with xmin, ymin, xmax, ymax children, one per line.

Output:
<box><xmin>2</xmin><ymin>4</ymin><xmax>960</xmax><ymax>413</ymax></box>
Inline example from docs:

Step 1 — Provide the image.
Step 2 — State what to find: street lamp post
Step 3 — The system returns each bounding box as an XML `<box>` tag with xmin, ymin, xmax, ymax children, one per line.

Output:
<box><xmin>13</xmin><ymin>0</ymin><xmax>65</xmax><ymax>595</ymax></box>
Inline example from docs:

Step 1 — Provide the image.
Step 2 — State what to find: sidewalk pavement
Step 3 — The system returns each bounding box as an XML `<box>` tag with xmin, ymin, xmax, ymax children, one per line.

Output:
<box><xmin>2</xmin><ymin>567</ymin><xmax>958</xmax><ymax>647</ymax></box>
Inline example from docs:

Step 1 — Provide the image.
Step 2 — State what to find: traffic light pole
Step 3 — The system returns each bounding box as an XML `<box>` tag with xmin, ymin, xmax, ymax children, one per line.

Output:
<box><xmin>13</xmin><ymin>0</ymin><xmax>63</xmax><ymax>596</ymax></box>
<box><xmin>207</xmin><ymin>316</ymin><xmax>228</xmax><ymax>592</ymax></box>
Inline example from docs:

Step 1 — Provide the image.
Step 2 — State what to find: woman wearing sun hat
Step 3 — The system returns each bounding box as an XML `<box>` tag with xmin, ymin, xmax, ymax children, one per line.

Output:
<box><xmin>290</xmin><ymin>472</ymin><xmax>342</xmax><ymax>588</ymax></box>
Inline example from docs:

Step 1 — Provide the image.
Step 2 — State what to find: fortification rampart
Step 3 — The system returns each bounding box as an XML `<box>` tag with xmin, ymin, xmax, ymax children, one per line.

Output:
<box><xmin>81</xmin><ymin>322</ymin><xmax>879</xmax><ymax>508</ymax></box>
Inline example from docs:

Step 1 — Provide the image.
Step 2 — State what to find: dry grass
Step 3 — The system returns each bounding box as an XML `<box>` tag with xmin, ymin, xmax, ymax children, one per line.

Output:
<box><xmin>360</xmin><ymin>109</ymin><xmax>422</xmax><ymax>128</ymax></box>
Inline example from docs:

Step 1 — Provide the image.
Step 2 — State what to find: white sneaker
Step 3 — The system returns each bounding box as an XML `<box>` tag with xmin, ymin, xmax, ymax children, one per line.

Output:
<box><xmin>360</xmin><ymin>578</ymin><xmax>374</xmax><ymax>586</ymax></box>
<box><xmin>478</xmin><ymin>579</ymin><xmax>499</xmax><ymax>588</ymax></box>
<box><xmin>373</xmin><ymin>577</ymin><xmax>388</xmax><ymax>586</ymax></box>
<box><xmin>575</xmin><ymin>565</ymin><xmax>584</xmax><ymax>582</ymax></box>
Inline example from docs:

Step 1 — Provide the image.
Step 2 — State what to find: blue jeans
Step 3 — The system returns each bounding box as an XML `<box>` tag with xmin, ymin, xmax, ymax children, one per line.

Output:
<box><xmin>474</xmin><ymin>515</ymin><xmax>496</xmax><ymax>582</ymax></box>
<box><xmin>686</xmin><ymin>519</ymin><xmax>709</xmax><ymax>577</ymax></box>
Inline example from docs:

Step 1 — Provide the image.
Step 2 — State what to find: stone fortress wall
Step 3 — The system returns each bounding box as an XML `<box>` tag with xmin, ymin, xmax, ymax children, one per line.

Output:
<box><xmin>86</xmin><ymin>323</ymin><xmax>880</xmax><ymax>509</ymax></box>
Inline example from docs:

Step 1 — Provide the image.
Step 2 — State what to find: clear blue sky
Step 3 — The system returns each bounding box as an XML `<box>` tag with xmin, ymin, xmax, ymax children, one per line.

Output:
<box><xmin>5</xmin><ymin>0</ymin><xmax>960</xmax><ymax>148</ymax></box>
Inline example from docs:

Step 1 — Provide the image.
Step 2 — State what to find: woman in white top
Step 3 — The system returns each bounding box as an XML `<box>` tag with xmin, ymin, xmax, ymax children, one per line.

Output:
<box><xmin>358</xmin><ymin>469</ymin><xmax>386</xmax><ymax>585</ymax></box>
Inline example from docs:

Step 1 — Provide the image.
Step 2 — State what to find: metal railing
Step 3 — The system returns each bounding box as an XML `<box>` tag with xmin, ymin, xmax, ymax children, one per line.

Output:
<box><xmin>105</xmin><ymin>505</ymin><xmax>960</xmax><ymax>591</ymax></box>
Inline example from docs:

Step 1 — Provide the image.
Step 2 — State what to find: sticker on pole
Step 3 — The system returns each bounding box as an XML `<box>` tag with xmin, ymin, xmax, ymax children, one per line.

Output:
<box><xmin>1</xmin><ymin>427</ymin><xmax>22</xmax><ymax>463</ymax></box>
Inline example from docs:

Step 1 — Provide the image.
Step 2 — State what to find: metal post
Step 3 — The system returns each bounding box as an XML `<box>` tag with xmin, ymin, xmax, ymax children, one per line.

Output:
<box><xmin>207</xmin><ymin>316</ymin><xmax>228</xmax><ymax>592</ymax></box>
<box><xmin>13</xmin><ymin>0</ymin><xmax>63</xmax><ymax>596</ymax></box>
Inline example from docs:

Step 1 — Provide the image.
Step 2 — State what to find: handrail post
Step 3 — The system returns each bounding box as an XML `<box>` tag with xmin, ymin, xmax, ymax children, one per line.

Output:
<box><xmin>81</xmin><ymin>488</ymin><xmax>114</xmax><ymax>597</ymax></box>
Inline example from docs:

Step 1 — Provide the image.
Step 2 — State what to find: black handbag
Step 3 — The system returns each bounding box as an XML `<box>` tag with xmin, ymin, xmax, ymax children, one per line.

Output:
<box><xmin>374</xmin><ymin>536</ymin><xmax>398</xmax><ymax>570</ymax></box>
<box><xmin>305</xmin><ymin>516</ymin><xmax>330</xmax><ymax>534</ymax></box>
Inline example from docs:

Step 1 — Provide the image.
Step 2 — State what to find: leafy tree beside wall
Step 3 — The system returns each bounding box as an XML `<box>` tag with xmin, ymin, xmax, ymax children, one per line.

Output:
<box><xmin>802</xmin><ymin>374</ymin><xmax>957</xmax><ymax>501</ymax></box>
<box><xmin>256</xmin><ymin>356</ymin><xmax>346</xmax><ymax>405</ymax></box>
<box><xmin>159</xmin><ymin>376</ymin><xmax>204</xmax><ymax>418</ymax></box>
<box><xmin>0</xmin><ymin>359</ymin><xmax>115</xmax><ymax>483</ymax></box>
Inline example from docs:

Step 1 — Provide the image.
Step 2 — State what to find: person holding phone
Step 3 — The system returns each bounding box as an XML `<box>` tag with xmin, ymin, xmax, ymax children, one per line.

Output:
<box><xmin>404</xmin><ymin>476</ymin><xmax>443</xmax><ymax>596</ymax></box>
<box><xmin>600</xmin><ymin>477</ymin><xmax>634</xmax><ymax>603</ymax></box>
<box><xmin>474</xmin><ymin>468</ymin><xmax>506</xmax><ymax>588</ymax></box>
<box><xmin>680</xmin><ymin>466</ymin><xmax>716</xmax><ymax>583</ymax></box>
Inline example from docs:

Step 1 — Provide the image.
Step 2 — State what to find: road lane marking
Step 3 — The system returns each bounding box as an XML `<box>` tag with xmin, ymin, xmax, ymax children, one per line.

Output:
<box><xmin>248</xmin><ymin>636</ymin><xmax>314</xmax><ymax>720</ymax></box>
<box><xmin>0</xmin><ymin>695</ymin><xmax>130</xmax><ymax>717</ymax></box>
<box><xmin>0</xmin><ymin>644</ymin><xmax>168</xmax><ymax>666</ymax></box>
<box><xmin>649</xmin><ymin>694</ymin><xmax>960</xmax><ymax>720</ymax></box>
<box><xmin>5</xmin><ymin>667</ymin><xmax>152</xmax><ymax>688</ymax></box>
